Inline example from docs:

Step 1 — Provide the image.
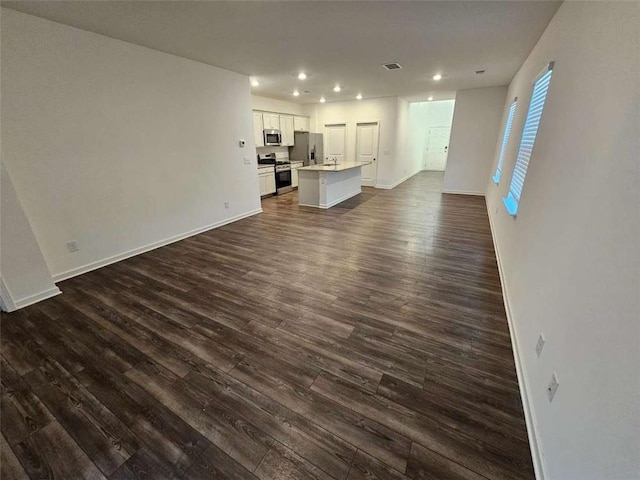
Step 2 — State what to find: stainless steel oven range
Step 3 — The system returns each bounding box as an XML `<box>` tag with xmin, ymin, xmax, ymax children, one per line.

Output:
<box><xmin>275</xmin><ymin>161</ymin><xmax>292</xmax><ymax>195</ymax></box>
<box><xmin>258</xmin><ymin>154</ymin><xmax>292</xmax><ymax>195</ymax></box>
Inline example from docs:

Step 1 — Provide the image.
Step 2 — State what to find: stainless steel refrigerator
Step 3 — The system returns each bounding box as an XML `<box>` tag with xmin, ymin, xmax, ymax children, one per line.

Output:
<box><xmin>289</xmin><ymin>132</ymin><xmax>323</xmax><ymax>166</ymax></box>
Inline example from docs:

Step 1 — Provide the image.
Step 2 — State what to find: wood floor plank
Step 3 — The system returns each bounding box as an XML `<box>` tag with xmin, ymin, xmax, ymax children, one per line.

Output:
<box><xmin>405</xmin><ymin>442</ymin><xmax>486</xmax><ymax>480</ymax></box>
<box><xmin>11</xmin><ymin>421</ymin><xmax>106</xmax><ymax>480</ymax></box>
<box><xmin>182</xmin><ymin>442</ymin><xmax>259</xmax><ymax>480</ymax></box>
<box><xmin>1</xmin><ymin>434</ymin><xmax>29</xmax><ymax>480</ymax></box>
<box><xmin>0</xmin><ymin>172</ymin><xmax>533</xmax><ymax>480</ymax></box>
<box><xmin>0</xmin><ymin>358</ymin><xmax>54</xmax><ymax>447</ymax></box>
<box><xmin>72</xmin><ymin>363</ymin><xmax>211</xmax><ymax>476</ymax></box>
<box><xmin>311</xmin><ymin>371</ymin><xmax>533</xmax><ymax>480</ymax></box>
<box><xmin>23</xmin><ymin>359</ymin><xmax>140</xmax><ymax>476</ymax></box>
<box><xmin>346</xmin><ymin>450</ymin><xmax>411</xmax><ymax>480</ymax></box>
<box><xmin>254</xmin><ymin>441</ymin><xmax>336</xmax><ymax>480</ymax></box>
<box><xmin>108</xmin><ymin>446</ymin><xmax>181</xmax><ymax>480</ymax></box>
<box><xmin>230</xmin><ymin>357</ymin><xmax>412</xmax><ymax>473</ymax></box>
<box><xmin>125</xmin><ymin>360</ymin><xmax>275</xmax><ymax>472</ymax></box>
<box><xmin>184</xmin><ymin>363</ymin><xmax>356</xmax><ymax>480</ymax></box>
<box><xmin>378</xmin><ymin>374</ymin><xmax>528</xmax><ymax>444</ymax></box>
<box><xmin>59</xmin><ymin>287</ymin><xmax>204</xmax><ymax>378</ymax></box>
<box><xmin>243</xmin><ymin>320</ymin><xmax>383</xmax><ymax>393</ymax></box>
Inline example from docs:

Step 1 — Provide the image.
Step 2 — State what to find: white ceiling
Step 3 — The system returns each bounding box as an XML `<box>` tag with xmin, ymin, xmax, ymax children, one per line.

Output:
<box><xmin>1</xmin><ymin>1</ymin><xmax>562</xmax><ymax>104</ymax></box>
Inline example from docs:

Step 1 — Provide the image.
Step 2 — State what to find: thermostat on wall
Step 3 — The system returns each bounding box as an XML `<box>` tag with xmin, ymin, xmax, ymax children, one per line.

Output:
<box><xmin>239</xmin><ymin>139</ymin><xmax>246</xmax><ymax>148</ymax></box>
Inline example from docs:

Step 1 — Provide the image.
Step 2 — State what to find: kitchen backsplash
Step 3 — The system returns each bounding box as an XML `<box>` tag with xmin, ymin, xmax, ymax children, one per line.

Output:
<box><xmin>257</xmin><ymin>145</ymin><xmax>289</xmax><ymax>160</ymax></box>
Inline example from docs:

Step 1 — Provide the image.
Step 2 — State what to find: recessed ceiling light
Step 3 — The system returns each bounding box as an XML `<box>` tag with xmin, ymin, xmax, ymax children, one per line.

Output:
<box><xmin>427</xmin><ymin>96</ymin><xmax>434</xmax><ymax>101</ymax></box>
<box><xmin>293</xmin><ymin>90</ymin><xmax>300</xmax><ymax>97</ymax></box>
<box><xmin>333</xmin><ymin>85</ymin><xmax>341</xmax><ymax>92</ymax></box>
<box><xmin>356</xmin><ymin>94</ymin><xmax>363</xmax><ymax>100</ymax></box>
<box><xmin>433</xmin><ymin>74</ymin><xmax>442</xmax><ymax>81</ymax></box>
<box><xmin>250</xmin><ymin>78</ymin><xmax>259</xmax><ymax>87</ymax></box>
<box><xmin>298</xmin><ymin>72</ymin><xmax>307</xmax><ymax>80</ymax></box>
<box><xmin>319</xmin><ymin>97</ymin><xmax>326</xmax><ymax>103</ymax></box>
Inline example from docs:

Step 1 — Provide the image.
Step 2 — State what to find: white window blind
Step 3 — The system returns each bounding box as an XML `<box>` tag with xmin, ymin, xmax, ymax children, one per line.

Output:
<box><xmin>503</xmin><ymin>62</ymin><xmax>554</xmax><ymax>216</ymax></box>
<box><xmin>492</xmin><ymin>99</ymin><xmax>517</xmax><ymax>184</ymax></box>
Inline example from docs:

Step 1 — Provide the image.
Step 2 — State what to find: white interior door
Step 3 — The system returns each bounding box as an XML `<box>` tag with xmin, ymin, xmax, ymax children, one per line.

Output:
<box><xmin>425</xmin><ymin>126</ymin><xmax>451</xmax><ymax>171</ymax></box>
<box><xmin>356</xmin><ymin>123</ymin><xmax>379</xmax><ymax>186</ymax></box>
<box><xmin>324</xmin><ymin>124</ymin><xmax>346</xmax><ymax>163</ymax></box>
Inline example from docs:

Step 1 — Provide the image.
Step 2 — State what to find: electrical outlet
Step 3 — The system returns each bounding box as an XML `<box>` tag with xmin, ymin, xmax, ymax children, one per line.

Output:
<box><xmin>547</xmin><ymin>373</ymin><xmax>559</xmax><ymax>402</ymax></box>
<box><xmin>67</xmin><ymin>241</ymin><xmax>79</xmax><ymax>252</ymax></box>
<box><xmin>224</xmin><ymin>201</ymin><xmax>229</xmax><ymax>209</ymax></box>
<box><xmin>536</xmin><ymin>333</ymin><xmax>546</xmax><ymax>358</ymax></box>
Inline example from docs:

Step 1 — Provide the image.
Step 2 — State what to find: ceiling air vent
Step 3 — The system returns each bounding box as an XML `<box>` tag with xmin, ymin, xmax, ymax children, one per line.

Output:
<box><xmin>383</xmin><ymin>63</ymin><xmax>402</xmax><ymax>71</ymax></box>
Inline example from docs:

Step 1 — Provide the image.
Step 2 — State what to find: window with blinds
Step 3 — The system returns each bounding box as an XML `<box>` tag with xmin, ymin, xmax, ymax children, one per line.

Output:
<box><xmin>503</xmin><ymin>62</ymin><xmax>554</xmax><ymax>216</ymax></box>
<box><xmin>492</xmin><ymin>99</ymin><xmax>518</xmax><ymax>184</ymax></box>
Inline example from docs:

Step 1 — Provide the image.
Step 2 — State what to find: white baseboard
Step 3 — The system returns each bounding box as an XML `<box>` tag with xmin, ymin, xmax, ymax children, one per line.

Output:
<box><xmin>299</xmin><ymin>190</ymin><xmax>361</xmax><ymax>209</ymax></box>
<box><xmin>442</xmin><ymin>189</ymin><xmax>485</xmax><ymax>196</ymax></box>
<box><xmin>0</xmin><ymin>277</ymin><xmax>16</xmax><ymax>312</ymax></box>
<box><xmin>485</xmin><ymin>198</ymin><xmax>545</xmax><ymax>480</ymax></box>
<box><xmin>52</xmin><ymin>208</ymin><xmax>263</xmax><ymax>282</ymax></box>
<box><xmin>13</xmin><ymin>286</ymin><xmax>62</xmax><ymax>311</ymax></box>
<box><xmin>376</xmin><ymin>169</ymin><xmax>421</xmax><ymax>190</ymax></box>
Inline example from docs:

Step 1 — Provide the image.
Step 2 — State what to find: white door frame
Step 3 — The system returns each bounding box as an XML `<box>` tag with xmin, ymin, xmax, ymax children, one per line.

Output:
<box><xmin>355</xmin><ymin>121</ymin><xmax>380</xmax><ymax>187</ymax></box>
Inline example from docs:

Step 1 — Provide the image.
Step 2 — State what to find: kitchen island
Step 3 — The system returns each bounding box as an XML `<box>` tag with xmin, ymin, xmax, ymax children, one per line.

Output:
<box><xmin>297</xmin><ymin>162</ymin><xmax>371</xmax><ymax>209</ymax></box>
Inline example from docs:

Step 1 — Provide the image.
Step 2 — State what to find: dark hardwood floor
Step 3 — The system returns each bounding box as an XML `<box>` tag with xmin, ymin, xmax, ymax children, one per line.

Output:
<box><xmin>1</xmin><ymin>172</ymin><xmax>534</xmax><ymax>480</ymax></box>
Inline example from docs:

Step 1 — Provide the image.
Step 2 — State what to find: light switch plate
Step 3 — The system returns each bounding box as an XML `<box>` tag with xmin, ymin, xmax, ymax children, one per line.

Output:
<box><xmin>243</xmin><ymin>157</ymin><xmax>251</xmax><ymax>164</ymax></box>
<box><xmin>547</xmin><ymin>373</ymin><xmax>559</xmax><ymax>402</ymax></box>
<box><xmin>67</xmin><ymin>241</ymin><xmax>79</xmax><ymax>252</ymax></box>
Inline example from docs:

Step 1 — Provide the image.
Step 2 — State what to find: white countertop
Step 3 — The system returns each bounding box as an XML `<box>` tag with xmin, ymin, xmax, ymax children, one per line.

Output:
<box><xmin>298</xmin><ymin>161</ymin><xmax>371</xmax><ymax>172</ymax></box>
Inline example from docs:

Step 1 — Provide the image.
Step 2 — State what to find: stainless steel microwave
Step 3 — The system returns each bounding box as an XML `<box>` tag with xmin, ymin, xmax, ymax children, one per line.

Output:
<box><xmin>263</xmin><ymin>129</ymin><xmax>282</xmax><ymax>146</ymax></box>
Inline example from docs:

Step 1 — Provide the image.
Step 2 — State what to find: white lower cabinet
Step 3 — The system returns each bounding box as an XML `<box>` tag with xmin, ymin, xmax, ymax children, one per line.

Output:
<box><xmin>258</xmin><ymin>168</ymin><xmax>276</xmax><ymax>196</ymax></box>
<box><xmin>291</xmin><ymin>162</ymin><xmax>303</xmax><ymax>188</ymax></box>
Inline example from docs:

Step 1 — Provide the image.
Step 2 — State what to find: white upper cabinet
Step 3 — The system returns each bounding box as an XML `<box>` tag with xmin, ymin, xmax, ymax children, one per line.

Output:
<box><xmin>262</xmin><ymin>113</ymin><xmax>280</xmax><ymax>130</ymax></box>
<box><xmin>253</xmin><ymin>112</ymin><xmax>265</xmax><ymax>147</ymax></box>
<box><xmin>294</xmin><ymin>116</ymin><xmax>310</xmax><ymax>132</ymax></box>
<box><xmin>280</xmin><ymin>115</ymin><xmax>295</xmax><ymax>146</ymax></box>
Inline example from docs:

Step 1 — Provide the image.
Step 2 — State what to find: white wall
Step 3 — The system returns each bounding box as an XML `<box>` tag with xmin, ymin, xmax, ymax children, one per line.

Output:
<box><xmin>1</xmin><ymin>9</ymin><xmax>262</xmax><ymax>282</ymax></box>
<box><xmin>0</xmin><ymin>162</ymin><xmax>60</xmax><ymax>311</ymax></box>
<box><xmin>252</xmin><ymin>95</ymin><xmax>307</xmax><ymax>116</ymax></box>
<box><xmin>387</xmin><ymin>97</ymin><xmax>411</xmax><ymax>186</ymax></box>
<box><xmin>408</xmin><ymin>100</ymin><xmax>456</xmax><ymax>171</ymax></box>
<box><xmin>309</xmin><ymin>96</ymin><xmax>415</xmax><ymax>188</ymax></box>
<box><xmin>444</xmin><ymin>87</ymin><xmax>507</xmax><ymax>194</ymax></box>
<box><xmin>485</xmin><ymin>2</ymin><xmax>639</xmax><ymax>479</ymax></box>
